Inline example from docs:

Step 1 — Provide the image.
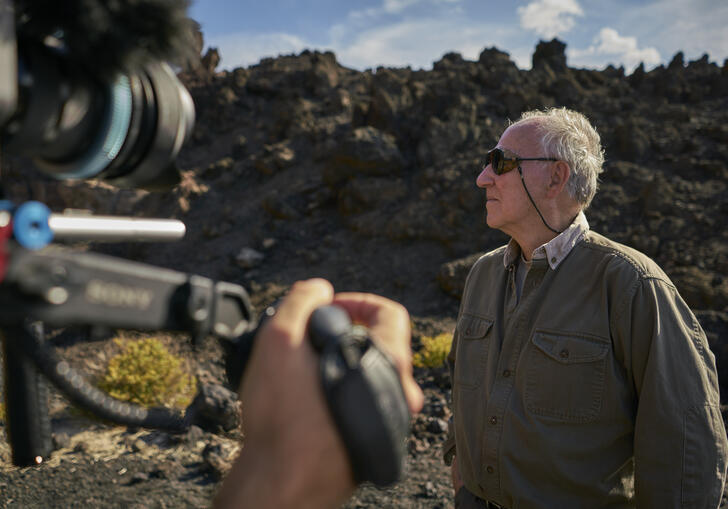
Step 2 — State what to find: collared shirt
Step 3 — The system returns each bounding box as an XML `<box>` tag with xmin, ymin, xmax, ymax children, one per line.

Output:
<box><xmin>508</xmin><ymin>212</ymin><xmax>590</xmax><ymax>302</ymax></box>
<box><xmin>503</xmin><ymin>211</ymin><xmax>590</xmax><ymax>270</ymax></box>
<box><xmin>444</xmin><ymin>228</ymin><xmax>728</xmax><ymax>508</ymax></box>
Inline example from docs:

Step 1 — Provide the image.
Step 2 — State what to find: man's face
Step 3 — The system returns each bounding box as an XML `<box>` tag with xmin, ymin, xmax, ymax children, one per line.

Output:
<box><xmin>476</xmin><ymin>123</ymin><xmax>545</xmax><ymax>236</ymax></box>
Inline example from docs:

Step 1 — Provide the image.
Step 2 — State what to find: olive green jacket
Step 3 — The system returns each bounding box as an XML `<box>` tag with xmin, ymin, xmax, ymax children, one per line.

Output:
<box><xmin>445</xmin><ymin>230</ymin><xmax>728</xmax><ymax>508</ymax></box>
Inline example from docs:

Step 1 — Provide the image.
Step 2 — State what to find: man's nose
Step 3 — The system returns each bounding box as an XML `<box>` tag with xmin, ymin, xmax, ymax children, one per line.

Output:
<box><xmin>476</xmin><ymin>165</ymin><xmax>493</xmax><ymax>188</ymax></box>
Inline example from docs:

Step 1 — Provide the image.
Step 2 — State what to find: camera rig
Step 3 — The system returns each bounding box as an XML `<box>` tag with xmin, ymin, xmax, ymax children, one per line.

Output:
<box><xmin>0</xmin><ymin>202</ymin><xmax>410</xmax><ymax>487</ymax></box>
<box><xmin>0</xmin><ymin>0</ymin><xmax>410</xmax><ymax>488</ymax></box>
<box><xmin>0</xmin><ymin>201</ymin><xmax>255</xmax><ymax>466</ymax></box>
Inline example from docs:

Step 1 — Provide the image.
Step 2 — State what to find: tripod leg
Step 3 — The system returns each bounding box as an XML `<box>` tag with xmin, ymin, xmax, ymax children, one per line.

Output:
<box><xmin>1</xmin><ymin>322</ymin><xmax>52</xmax><ymax>466</ymax></box>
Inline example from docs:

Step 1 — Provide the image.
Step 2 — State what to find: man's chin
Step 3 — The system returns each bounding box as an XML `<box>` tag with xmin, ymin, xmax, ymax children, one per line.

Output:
<box><xmin>485</xmin><ymin>216</ymin><xmax>500</xmax><ymax>229</ymax></box>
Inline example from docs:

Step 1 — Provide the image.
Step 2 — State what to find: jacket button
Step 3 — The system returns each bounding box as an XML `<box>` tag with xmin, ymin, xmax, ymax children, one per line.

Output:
<box><xmin>502</xmin><ymin>369</ymin><xmax>511</xmax><ymax>377</ymax></box>
<box><xmin>486</xmin><ymin>466</ymin><xmax>494</xmax><ymax>474</ymax></box>
<box><xmin>559</xmin><ymin>349</ymin><xmax>569</xmax><ymax>359</ymax></box>
<box><xmin>490</xmin><ymin>416</ymin><xmax>497</xmax><ymax>425</ymax></box>
<box><xmin>466</xmin><ymin>328</ymin><xmax>472</xmax><ymax>335</ymax></box>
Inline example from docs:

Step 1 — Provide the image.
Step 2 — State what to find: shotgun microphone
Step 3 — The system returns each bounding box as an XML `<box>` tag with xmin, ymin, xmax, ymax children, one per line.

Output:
<box><xmin>13</xmin><ymin>0</ymin><xmax>198</xmax><ymax>78</ymax></box>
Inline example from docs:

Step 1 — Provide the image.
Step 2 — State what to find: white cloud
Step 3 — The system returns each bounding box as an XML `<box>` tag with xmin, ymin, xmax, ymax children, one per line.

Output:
<box><xmin>206</xmin><ymin>32</ymin><xmax>311</xmax><ymax>69</ymax></box>
<box><xmin>509</xmin><ymin>48</ymin><xmax>533</xmax><ymax>70</ymax></box>
<box><xmin>383</xmin><ymin>0</ymin><xmax>422</xmax><ymax>14</ymax></box>
<box><xmin>335</xmin><ymin>19</ymin><xmax>513</xmax><ymax>70</ymax></box>
<box><xmin>204</xmin><ymin>0</ymin><xmax>542</xmax><ymax>72</ymax></box>
<box><xmin>348</xmin><ymin>0</ymin><xmax>462</xmax><ymax>22</ymax></box>
<box><xmin>620</xmin><ymin>0</ymin><xmax>728</xmax><ymax>66</ymax></box>
<box><xmin>324</xmin><ymin>0</ymin><xmax>508</xmax><ymax>70</ymax></box>
<box><xmin>517</xmin><ymin>0</ymin><xmax>584</xmax><ymax>39</ymax></box>
<box><xmin>569</xmin><ymin>27</ymin><xmax>661</xmax><ymax>72</ymax></box>
<box><xmin>206</xmin><ymin>13</ymin><xmax>509</xmax><ymax>73</ymax></box>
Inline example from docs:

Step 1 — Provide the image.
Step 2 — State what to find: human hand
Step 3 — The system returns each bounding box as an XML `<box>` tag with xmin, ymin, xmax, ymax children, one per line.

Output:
<box><xmin>214</xmin><ymin>279</ymin><xmax>423</xmax><ymax>509</ymax></box>
<box><xmin>332</xmin><ymin>291</ymin><xmax>424</xmax><ymax>415</ymax></box>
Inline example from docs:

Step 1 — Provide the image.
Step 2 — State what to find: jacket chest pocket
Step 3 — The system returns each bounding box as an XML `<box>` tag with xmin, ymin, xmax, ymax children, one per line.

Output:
<box><xmin>454</xmin><ymin>314</ymin><xmax>493</xmax><ymax>389</ymax></box>
<box><xmin>525</xmin><ymin>331</ymin><xmax>609</xmax><ymax>423</ymax></box>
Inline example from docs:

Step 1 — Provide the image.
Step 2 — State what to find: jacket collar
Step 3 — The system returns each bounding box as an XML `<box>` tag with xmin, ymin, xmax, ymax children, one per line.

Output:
<box><xmin>503</xmin><ymin>211</ymin><xmax>590</xmax><ymax>270</ymax></box>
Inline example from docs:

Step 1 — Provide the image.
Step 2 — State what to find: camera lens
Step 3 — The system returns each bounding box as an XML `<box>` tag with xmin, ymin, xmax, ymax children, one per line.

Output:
<box><xmin>2</xmin><ymin>45</ymin><xmax>194</xmax><ymax>191</ymax></box>
<box><xmin>99</xmin><ymin>62</ymin><xmax>195</xmax><ymax>191</ymax></box>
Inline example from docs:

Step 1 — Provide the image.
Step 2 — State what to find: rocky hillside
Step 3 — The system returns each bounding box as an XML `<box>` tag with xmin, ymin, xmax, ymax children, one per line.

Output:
<box><xmin>1</xmin><ymin>36</ymin><xmax>727</xmax><ymax>507</ymax></box>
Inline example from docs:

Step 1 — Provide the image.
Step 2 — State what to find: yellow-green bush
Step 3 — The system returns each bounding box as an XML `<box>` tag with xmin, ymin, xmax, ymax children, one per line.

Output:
<box><xmin>98</xmin><ymin>338</ymin><xmax>196</xmax><ymax>409</ymax></box>
<box><xmin>413</xmin><ymin>333</ymin><xmax>452</xmax><ymax>368</ymax></box>
<box><xmin>0</xmin><ymin>401</ymin><xmax>5</xmax><ymax>422</ymax></box>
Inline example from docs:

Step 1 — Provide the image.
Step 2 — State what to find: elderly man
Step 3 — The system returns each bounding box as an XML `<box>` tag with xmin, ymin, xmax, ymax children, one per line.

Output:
<box><xmin>444</xmin><ymin>107</ymin><xmax>728</xmax><ymax>508</ymax></box>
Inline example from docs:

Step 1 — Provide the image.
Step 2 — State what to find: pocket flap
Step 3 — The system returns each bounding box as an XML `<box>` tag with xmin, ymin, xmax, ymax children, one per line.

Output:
<box><xmin>532</xmin><ymin>332</ymin><xmax>608</xmax><ymax>364</ymax></box>
<box><xmin>458</xmin><ymin>314</ymin><xmax>493</xmax><ymax>340</ymax></box>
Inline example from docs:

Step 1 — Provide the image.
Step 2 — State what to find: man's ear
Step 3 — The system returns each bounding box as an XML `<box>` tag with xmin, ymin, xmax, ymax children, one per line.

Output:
<box><xmin>547</xmin><ymin>161</ymin><xmax>570</xmax><ymax>197</ymax></box>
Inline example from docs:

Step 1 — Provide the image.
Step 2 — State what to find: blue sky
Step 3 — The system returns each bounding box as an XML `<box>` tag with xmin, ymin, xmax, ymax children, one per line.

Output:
<box><xmin>189</xmin><ymin>0</ymin><xmax>728</xmax><ymax>73</ymax></box>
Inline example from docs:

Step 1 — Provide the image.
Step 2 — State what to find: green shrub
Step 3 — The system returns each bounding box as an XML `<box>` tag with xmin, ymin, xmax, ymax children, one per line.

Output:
<box><xmin>0</xmin><ymin>401</ymin><xmax>5</xmax><ymax>423</ymax></box>
<box><xmin>98</xmin><ymin>338</ymin><xmax>196</xmax><ymax>409</ymax></box>
<box><xmin>413</xmin><ymin>333</ymin><xmax>452</xmax><ymax>368</ymax></box>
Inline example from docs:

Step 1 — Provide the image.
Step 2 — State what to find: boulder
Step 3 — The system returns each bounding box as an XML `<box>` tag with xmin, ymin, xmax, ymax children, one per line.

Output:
<box><xmin>323</xmin><ymin>126</ymin><xmax>405</xmax><ymax>186</ymax></box>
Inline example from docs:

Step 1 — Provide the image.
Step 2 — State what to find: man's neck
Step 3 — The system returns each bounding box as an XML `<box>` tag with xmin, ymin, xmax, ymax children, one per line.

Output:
<box><xmin>512</xmin><ymin>208</ymin><xmax>581</xmax><ymax>261</ymax></box>
<box><xmin>515</xmin><ymin>230</ymin><xmax>558</xmax><ymax>261</ymax></box>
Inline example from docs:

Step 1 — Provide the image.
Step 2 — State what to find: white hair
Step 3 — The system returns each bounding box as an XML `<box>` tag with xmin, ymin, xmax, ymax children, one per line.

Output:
<box><xmin>512</xmin><ymin>108</ymin><xmax>605</xmax><ymax>208</ymax></box>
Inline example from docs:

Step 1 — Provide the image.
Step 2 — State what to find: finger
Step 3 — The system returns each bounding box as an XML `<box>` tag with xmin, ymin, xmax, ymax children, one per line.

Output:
<box><xmin>399</xmin><ymin>373</ymin><xmax>424</xmax><ymax>414</ymax></box>
<box><xmin>239</xmin><ymin>278</ymin><xmax>334</xmax><ymax>405</ymax></box>
<box><xmin>333</xmin><ymin>292</ymin><xmax>424</xmax><ymax>414</ymax></box>
<box><xmin>266</xmin><ymin>278</ymin><xmax>334</xmax><ymax>348</ymax></box>
<box><xmin>333</xmin><ymin>292</ymin><xmax>410</xmax><ymax>361</ymax></box>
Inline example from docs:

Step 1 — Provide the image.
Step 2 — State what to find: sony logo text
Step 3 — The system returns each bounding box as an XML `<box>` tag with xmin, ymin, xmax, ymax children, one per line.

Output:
<box><xmin>85</xmin><ymin>279</ymin><xmax>153</xmax><ymax>310</ymax></box>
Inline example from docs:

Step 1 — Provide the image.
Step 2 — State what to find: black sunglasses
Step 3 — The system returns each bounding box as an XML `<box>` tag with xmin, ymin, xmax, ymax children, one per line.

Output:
<box><xmin>484</xmin><ymin>148</ymin><xmax>558</xmax><ymax>175</ymax></box>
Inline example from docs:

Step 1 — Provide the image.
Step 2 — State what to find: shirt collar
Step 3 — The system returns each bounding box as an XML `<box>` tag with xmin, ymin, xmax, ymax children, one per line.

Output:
<box><xmin>503</xmin><ymin>211</ymin><xmax>590</xmax><ymax>270</ymax></box>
